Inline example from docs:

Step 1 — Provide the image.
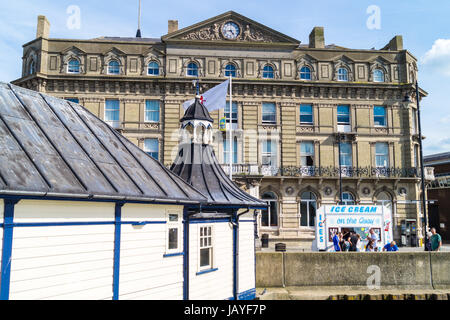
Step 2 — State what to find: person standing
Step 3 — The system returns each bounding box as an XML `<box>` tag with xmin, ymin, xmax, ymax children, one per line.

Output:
<box><xmin>367</xmin><ymin>228</ymin><xmax>379</xmax><ymax>250</ymax></box>
<box><xmin>355</xmin><ymin>234</ymin><xmax>362</xmax><ymax>252</ymax></box>
<box><xmin>343</xmin><ymin>236</ymin><xmax>351</xmax><ymax>252</ymax></box>
<box><xmin>333</xmin><ymin>232</ymin><xmax>342</xmax><ymax>252</ymax></box>
<box><xmin>350</xmin><ymin>231</ymin><xmax>358</xmax><ymax>252</ymax></box>
<box><xmin>430</xmin><ymin>228</ymin><xmax>442</xmax><ymax>252</ymax></box>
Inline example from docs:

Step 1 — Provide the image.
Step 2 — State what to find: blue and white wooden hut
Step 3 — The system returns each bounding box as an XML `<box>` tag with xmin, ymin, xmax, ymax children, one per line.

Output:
<box><xmin>0</xmin><ymin>82</ymin><xmax>209</xmax><ymax>300</ymax></box>
<box><xmin>171</xmin><ymin>97</ymin><xmax>267</xmax><ymax>300</ymax></box>
<box><xmin>0</xmin><ymin>83</ymin><xmax>266</xmax><ymax>300</ymax></box>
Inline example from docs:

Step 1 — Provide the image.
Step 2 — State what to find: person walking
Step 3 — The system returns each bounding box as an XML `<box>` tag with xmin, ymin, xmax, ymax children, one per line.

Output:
<box><xmin>367</xmin><ymin>228</ymin><xmax>379</xmax><ymax>251</ymax></box>
<box><xmin>430</xmin><ymin>227</ymin><xmax>442</xmax><ymax>252</ymax></box>
<box><xmin>365</xmin><ymin>240</ymin><xmax>374</xmax><ymax>252</ymax></box>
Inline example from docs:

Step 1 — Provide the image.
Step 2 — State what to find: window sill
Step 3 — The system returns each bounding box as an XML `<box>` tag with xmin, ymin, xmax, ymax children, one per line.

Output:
<box><xmin>163</xmin><ymin>252</ymin><xmax>184</xmax><ymax>258</ymax></box>
<box><xmin>196</xmin><ymin>268</ymin><xmax>218</xmax><ymax>276</ymax></box>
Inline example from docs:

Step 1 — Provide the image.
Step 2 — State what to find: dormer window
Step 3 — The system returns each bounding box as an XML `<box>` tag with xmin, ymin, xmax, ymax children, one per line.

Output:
<box><xmin>299</xmin><ymin>66</ymin><xmax>312</xmax><ymax>80</ymax></box>
<box><xmin>262</xmin><ymin>65</ymin><xmax>274</xmax><ymax>79</ymax></box>
<box><xmin>67</xmin><ymin>59</ymin><xmax>80</xmax><ymax>74</ymax></box>
<box><xmin>337</xmin><ymin>68</ymin><xmax>348</xmax><ymax>81</ymax></box>
<box><xmin>108</xmin><ymin>60</ymin><xmax>120</xmax><ymax>75</ymax></box>
<box><xmin>373</xmin><ymin>69</ymin><xmax>385</xmax><ymax>82</ymax></box>
<box><xmin>224</xmin><ymin>63</ymin><xmax>236</xmax><ymax>78</ymax></box>
<box><xmin>187</xmin><ymin>62</ymin><xmax>199</xmax><ymax>77</ymax></box>
<box><xmin>147</xmin><ymin>61</ymin><xmax>159</xmax><ymax>76</ymax></box>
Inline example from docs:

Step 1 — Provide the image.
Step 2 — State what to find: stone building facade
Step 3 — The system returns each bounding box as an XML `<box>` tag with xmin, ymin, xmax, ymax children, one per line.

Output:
<box><xmin>13</xmin><ymin>11</ymin><xmax>434</xmax><ymax>248</ymax></box>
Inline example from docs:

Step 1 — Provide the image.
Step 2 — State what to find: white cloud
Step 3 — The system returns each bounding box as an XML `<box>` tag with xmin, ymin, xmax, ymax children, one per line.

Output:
<box><xmin>421</xmin><ymin>39</ymin><xmax>450</xmax><ymax>76</ymax></box>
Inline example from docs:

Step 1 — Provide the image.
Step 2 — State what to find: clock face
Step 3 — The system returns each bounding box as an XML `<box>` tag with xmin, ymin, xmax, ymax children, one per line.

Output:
<box><xmin>222</xmin><ymin>21</ymin><xmax>240</xmax><ymax>40</ymax></box>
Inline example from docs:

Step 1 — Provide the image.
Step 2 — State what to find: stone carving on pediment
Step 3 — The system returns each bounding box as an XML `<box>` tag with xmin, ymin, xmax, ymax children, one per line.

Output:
<box><xmin>181</xmin><ymin>21</ymin><xmax>275</xmax><ymax>43</ymax></box>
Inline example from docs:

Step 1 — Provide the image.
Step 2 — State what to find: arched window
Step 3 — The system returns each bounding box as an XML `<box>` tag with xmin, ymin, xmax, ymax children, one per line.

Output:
<box><xmin>262</xmin><ymin>65</ymin><xmax>274</xmax><ymax>79</ymax></box>
<box><xmin>261</xmin><ymin>192</ymin><xmax>278</xmax><ymax>227</ymax></box>
<box><xmin>28</xmin><ymin>60</ymin><xmax>36</xmax><ymax>75</ymax></box>
<box><xmin>337</xmin><ymin>67</ymin><xmax>348</xmax><ymax>81</ymax></box>
<box><xmin>340</xmin><ymin>192</ymin><xmax>355</xmax><ymax>205</ymax></box>
<box><xmin>373</xmin><ymin>69</ymin><xmax>385</xmax><ymax>82</ymax></box>
<box><xmin>300</xmin><ymin>191</ymin><xmax>317</xmax><ymax>227</ymax></box>
<box><xmin>376</xmin><ymin>191</ymin><xmax>392</xmax><ymax>209</ymax></box>
<box><xmin>299</xmin><ymin>66</ymin><xmax>312</xmax><ymax>80</ymax></box>
<box><xmin>224</xmin><ymin>63</ymin><xmax>236</xmax><ymax>77</ymax></box>
<box><xmin>108</xmin><ymin>60</ymin><xmax>120</xmax><ymax>75</ymax></box>
<box><xmin>147</xmin><ymin>61</ymin><xmax>159</xmax><ymax>76</ymax></box>
<box><xmin>67</xmin><ymin>59</ymin><xmax>80</xmax><ymax>74</ymax></box>
<box><xmin>187</xmin><ymin>62</ymin><xmax>198</xmax><ymax>77</ymax></box>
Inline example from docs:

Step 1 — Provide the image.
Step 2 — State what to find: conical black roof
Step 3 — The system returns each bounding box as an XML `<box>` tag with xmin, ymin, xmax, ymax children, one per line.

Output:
<box><xmin>170</xmin><ymin>143</ymin><xmax>267</xmax><ymax>208</ymax></box>
<box><xmin>180</xmin><ymin>97</ymin><xmax>213</xmax><ymax>123</ymax></box>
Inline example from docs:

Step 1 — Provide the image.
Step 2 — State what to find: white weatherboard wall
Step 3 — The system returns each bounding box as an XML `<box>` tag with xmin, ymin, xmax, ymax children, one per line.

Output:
<box><xmin>9</xmin><ymin>200</ymin><xmax>115</xmax><ymax>300</ymax></box>
<box><xmin>119</xmin><ymin>204</ymin><xmax>184</xmax><ymax>300</ymax></box>
<box><xmin>238</xmin><ymin>218</ymin><xmax>255</xmax><ymax>295</ymax></box>
<box><xmin>189</xmin><ymin>221</ymin><xmax>234</xmax><ymax>300</ymax></box>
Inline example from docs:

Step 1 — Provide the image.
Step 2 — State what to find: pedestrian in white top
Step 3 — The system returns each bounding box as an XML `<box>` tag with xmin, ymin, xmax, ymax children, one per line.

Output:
<box><xmin>367</xmin><ymin>228</ymin><xmax>379</xmax><ymax>250</ymax></box>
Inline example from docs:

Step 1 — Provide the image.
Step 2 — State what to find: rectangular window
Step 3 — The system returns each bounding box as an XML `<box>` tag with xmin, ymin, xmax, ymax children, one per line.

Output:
<box><xmin>224</xmin><ymin>102</ymin><xmax>238</xmax><ymax>124</ymax></box>
<box><xmin>145</xmin><ymin>100</ymin><xmax>160</xmax><ymax>122</ymax></box>
<box><xmin>166</xmin><ymin>213</ymin><xmax>181</xmax><ymax>252</ymax></box>
<box><xmin>300</xmin><ymin>142</ymin><xmax>314</xmax><ymax>166</ymax></box>
<box><xmin>375</xmin><ymin>143</ymin><xmax>389</xmax><ymax>167</ymax></box>
<box><xmin>262</xmin><ymin>103</ymin><xmax>276</xmax><ymax>124</ymax></box>
<box><xmin>262</xmin><ymin>140</ymin><xmax>277</xmax><ymax>166</ymax></box>
<box><xmin>374</xmin><ymin>106</ymin><xmax>386</xmax><ymax>126</ymax></box>
<box><xmin>339</xmin><ymin>142</ymin><xmax>352</xmax><ymax>167</ymax></box>
<box><xmin>412</xmin><ymin>109</ymin><xmax>417</xmax><ymax>134</ymax></box>
<box><xmin>300</xmin><ymin>104</ymin><xmax>313</xmax><ymax>124</ymax></box>
<box><xmin>199</xmin><ymin>226</ymin><xmax>213</xmax><ymax>270</ymax></box>
<box><xmin>144</xmin><ymin>138</ymin><xmax>159</xmax><ymax>160</ymax></box>
<box><xmin>337</xmin><ymin>105</ymin><xmax>350</xmax><ymax>125</ymax></box>
<box><xmin>105</xmin><ymin>99</ymin><xmax>120</xmax><ymax>128</ymax></box>
<box><xmin>223</xmin><ymin>136</ymin><xmax>238</xmax><ymax>164</ymax></box>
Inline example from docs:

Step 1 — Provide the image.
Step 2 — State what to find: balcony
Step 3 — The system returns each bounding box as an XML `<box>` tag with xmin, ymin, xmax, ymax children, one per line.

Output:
<box><xmin>220</xmin><ymin>164</ymin><xmax>421</xmax><ymax>178</ymax></box>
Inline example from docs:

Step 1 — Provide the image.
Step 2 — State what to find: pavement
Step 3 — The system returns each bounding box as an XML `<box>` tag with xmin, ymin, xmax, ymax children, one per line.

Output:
<box><xmin>256</xmin><ymin>286</ymin><xmax>450</xmax><ymax>300</ymax></box>
<box><xmin>258</xmin><ymin>243</ymin><xmax>450</xmax><ymax>252</ymax></box>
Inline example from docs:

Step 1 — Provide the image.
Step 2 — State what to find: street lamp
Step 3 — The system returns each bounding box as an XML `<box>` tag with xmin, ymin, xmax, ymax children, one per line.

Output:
<box><xmin>403</xmin><ymin>81</ymin><xmax>428</xmax><ymax>250</ymax></box>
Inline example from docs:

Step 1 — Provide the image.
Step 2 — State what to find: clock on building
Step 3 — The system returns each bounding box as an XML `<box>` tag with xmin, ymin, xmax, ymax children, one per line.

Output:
<box><xmin>221</xmin><ymin>21</ymin><xmax>240</xmax><ymax>40</ymax></box>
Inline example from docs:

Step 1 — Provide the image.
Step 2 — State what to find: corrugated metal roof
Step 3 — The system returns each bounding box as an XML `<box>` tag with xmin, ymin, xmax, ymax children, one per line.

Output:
<box><xmin>0</xmin><ymin>82</ymin><xmax>206</xmax><ymax>204</ymax></box>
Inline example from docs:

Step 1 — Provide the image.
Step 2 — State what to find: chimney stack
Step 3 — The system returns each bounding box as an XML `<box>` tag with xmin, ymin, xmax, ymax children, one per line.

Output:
<box><xmin>309</xmin><ymin>26</ymin><xmax>325</xmax><ymax>49</ymax></box>
<box><xmin>36</xmin><ymin>15</ymin><xmax>50</xmax><ymax>39</ymax></box>
<box><xmin>168</xmin><ymin>20</ymin><xmax>178</xmax><ymax>34</ymax></box>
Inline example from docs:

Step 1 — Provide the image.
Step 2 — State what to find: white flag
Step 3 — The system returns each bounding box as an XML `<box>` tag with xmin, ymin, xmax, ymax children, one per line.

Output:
<box><xmin>183</xmin><ymin>79</ymin><xmax>229</xmax><ymax>111</ymax></box>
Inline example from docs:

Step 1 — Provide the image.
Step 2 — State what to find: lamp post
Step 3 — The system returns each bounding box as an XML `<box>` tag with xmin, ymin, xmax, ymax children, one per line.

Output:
<box><xmin>404</xmin><ymin>81</ymin><xmax>428</xmax><ymax>249</ymax></box>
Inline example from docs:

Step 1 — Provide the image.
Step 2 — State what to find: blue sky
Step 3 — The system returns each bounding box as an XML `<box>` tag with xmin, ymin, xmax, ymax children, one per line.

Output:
<box><xmin>0</xmin><ymin>0</ymin><xmax>449</xmax><ymax>155</ymax></box>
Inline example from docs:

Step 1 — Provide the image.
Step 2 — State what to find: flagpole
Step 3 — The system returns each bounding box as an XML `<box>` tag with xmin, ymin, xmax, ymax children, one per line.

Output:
<box><xmin>229</xmin><ymin>75</ymin><xmax>233</xmax><ymax>180</ymax></box>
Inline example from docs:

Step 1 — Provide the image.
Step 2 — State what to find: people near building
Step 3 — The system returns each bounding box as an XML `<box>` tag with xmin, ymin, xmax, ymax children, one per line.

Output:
<box><xmin>343</xmin><ymin>236</ymin><xmax>351</xmax><ymax>252</ymax></box>
<box><xmin>349</xmin><ymin>231</ymin><xmax>358</xmax><ymax>251</ymax></box>
<box><xmin>383</xmin><ymin>241</ymin><xmax>399</xmax><ymax>252</ymax></box>
<box><xmin>333</xmin><ymin>231</ymin><xmax>342</xmax><ymax>252</ymax></box>
<box><xmin>430</xmin><ymin>227</ymin><xmax>442</xmax><ymax>252</ymax></box>
<box><xmin>355</xmin><ymin>234</ymin><xmax>362</xmax><ymax>252</ymax></box>
<box><xmin>367</xmin><ymin>228</ymin><xmax>379</xmax><ymax>250</ymax></box>
<box><xmin>365</xmin><ymin>240</ymin><xmax>375</xmax><ymax>252</ymax></box>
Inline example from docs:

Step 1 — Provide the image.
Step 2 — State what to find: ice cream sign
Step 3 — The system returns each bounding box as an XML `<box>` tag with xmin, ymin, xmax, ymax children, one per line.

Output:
<box><xmin>315</xmin><ymin>205</ymin><xmax>393</xmax><ymax>251</ymax></box>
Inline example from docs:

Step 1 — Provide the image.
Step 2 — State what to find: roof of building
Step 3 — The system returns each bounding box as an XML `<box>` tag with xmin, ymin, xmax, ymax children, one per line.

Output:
<box><xmin>424</xmin><ymin>152</ymin><xmax>450</xmax><ymax>165</ymax></box>
<box><xmin>180</xmin><ymin>97</ymin><xmax>214</xmax><ymax>123</ymax></box>
<box><xmin>170</xmin><ymin>98</ymin><xmax>267</xmax><ymax>209</ymax></box>
<box><xmin>0</xmin><ymin>82</ymin><xmax>207</xmax><ymax>204</ymax></box>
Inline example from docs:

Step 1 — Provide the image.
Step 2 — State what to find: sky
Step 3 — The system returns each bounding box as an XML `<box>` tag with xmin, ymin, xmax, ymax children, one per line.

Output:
<box><xmin>0</xmin><ymin>0</ymin><xmax>449</xmax><ymax>155</ymax></box>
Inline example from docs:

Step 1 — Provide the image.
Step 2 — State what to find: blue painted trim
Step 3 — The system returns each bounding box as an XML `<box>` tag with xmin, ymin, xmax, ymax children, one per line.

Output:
<box><xmin>5</xmin><ymin>220</ymin><xmax>166</xmax><ymax>228</ymax></box>
<box><xmin>0</xmin><ymin>194</ymin><xmax>201</xmax><ymax>207</ymax></box>
<box><xmin>112</xmin><ymin>203</ymin><xmax>124</xmax><ymax>301</ymax></box>
<box><xmin>238</xmin><ymin>288</ymin><xmax>256</xmax><ymax>300</ymax></box>
<box><xmin>196</xmin><ymin>268</ymin><xmax>218</xmax><ymax>276</ymax></box>
<box><xmin>232</xmin><ymin>211</ymin><xmax>238</xmax><ymax>301</ymax></box>
<box><xmin>1</xmin><ymin>199</ymin><xmax>19</xmax><ymax>300</ymax></box>
<box><xmin>189</xmin><ymin>219</ymin><xmax>230</xmax><ymax>224</ymax></box>
<box><xmin>163</xmin><ymin>252</ymin><xmax>184</xmax><ymax>258</ymax></box>
<box><xmin>182</xmin><ymin>208</ymin><xmax>189</xmax><ymax>300</ymax></box>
